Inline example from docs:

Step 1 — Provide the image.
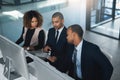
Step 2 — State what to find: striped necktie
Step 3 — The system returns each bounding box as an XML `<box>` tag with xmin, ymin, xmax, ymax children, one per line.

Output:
<box><xmin>73</xmin><ymin>48</ymin><xmax>77</xmax><ymax>78</ymax></box>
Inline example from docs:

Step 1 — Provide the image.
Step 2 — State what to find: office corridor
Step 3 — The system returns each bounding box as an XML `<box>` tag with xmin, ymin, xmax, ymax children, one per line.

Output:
<box><xmin>84</xmin><ymin>31</ymin><xmax>120</xmax><ymax>80</ymax></box>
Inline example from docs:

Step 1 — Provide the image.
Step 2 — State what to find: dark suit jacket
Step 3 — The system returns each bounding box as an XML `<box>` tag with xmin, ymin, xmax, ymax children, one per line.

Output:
<box><xmin>73</xmin><ymin>40</ymin><xmax>113</xmax><ymax>80</ymax></box>
<box><xmin>46</xmin><ymin>27</ymin><xmax>74</xmax><ymax>72</ymax></box>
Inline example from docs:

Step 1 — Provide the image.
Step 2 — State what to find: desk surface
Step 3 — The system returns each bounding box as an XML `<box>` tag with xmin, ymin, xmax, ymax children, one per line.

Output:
<box><xmin>0</xmin><ymin>50</ymin><xmax>74</xmax><ymax>80</ymax></box>
<box><xmin>27</xmin><ymin>51</ymin><xmax>74</xmax><ymax>80</ymax></box>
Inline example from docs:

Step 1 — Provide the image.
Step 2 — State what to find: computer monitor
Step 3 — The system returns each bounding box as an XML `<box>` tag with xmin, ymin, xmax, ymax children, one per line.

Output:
<box><xmin>0</xmin><ymin>35</ymin><xmax>29</xmax><ymax>80</ymax></box>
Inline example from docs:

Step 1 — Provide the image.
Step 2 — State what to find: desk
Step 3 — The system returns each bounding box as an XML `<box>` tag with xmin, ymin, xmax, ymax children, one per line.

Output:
<box><xmin>0</xmin><ymin>50</ymin><xmax>74</xmax><ymax>80</ymax></box>
<box><xmin>27</xmin><ymin>51</ymin><xmax>74</xmax><ymax>80</ymax></box>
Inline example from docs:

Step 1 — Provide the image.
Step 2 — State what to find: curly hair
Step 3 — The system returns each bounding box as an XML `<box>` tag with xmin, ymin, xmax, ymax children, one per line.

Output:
<box><xmin>23</xmin><ymin>10</ymin><xmax>43</xmax><ymax>28</ymax></box>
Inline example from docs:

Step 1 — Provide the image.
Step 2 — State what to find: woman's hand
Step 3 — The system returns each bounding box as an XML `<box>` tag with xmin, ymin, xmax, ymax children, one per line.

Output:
<box><xmin>23</xmin><ymin>46</ymin><xmax>34</xmax><ymax>51</ymax></box>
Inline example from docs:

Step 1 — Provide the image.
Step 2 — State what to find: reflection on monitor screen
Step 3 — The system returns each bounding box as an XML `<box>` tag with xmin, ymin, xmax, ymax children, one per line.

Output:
<box><xmin>0</xmin><ymin>35</ymin><xmax>29</xmax><ymax>80</ymax></box>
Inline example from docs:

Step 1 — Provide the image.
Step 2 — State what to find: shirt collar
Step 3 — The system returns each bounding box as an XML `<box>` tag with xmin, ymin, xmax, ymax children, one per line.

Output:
<box><xmin>56</xmin><ymin>26</ymin><xmax>64</xmax><ymax>33</ymax></box>
<box><xmin>75</xmin><ymin>40</ymin><xmax>83</xmax><ymax>51</ymax></box>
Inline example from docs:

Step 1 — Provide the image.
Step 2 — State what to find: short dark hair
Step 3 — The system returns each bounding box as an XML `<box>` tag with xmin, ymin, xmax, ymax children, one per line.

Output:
<box><xmin>52</xmin><ymin>12</ymin><xmax>64</xmax><ymax>20</ymax></box>
<box><xmin>68</xmin><ymin>24</ymin><xmax>84</xmax><ymax>38</ymax></box>
<box><xmin>23</xmin><ymin>10</ymin><xmax>43</xmax><ymax>28</ymax></box>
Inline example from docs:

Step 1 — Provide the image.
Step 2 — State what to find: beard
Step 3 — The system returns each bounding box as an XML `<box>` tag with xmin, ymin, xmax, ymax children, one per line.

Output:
<box><xmin>67</xmin><ymin>39</ymin><xmax>73</xmax><ymax>44</ymax></box>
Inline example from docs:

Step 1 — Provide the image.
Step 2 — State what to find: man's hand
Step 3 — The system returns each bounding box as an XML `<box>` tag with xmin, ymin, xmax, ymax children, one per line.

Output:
<box><xmin>43</xmin><ymin>46</ymin><xmax>51</xmax><ymax>53</ymax></box>
<box><xmin>47</xmin><ymin>56</ymin><xmax>57</xmax><ymax>62</ymax></box>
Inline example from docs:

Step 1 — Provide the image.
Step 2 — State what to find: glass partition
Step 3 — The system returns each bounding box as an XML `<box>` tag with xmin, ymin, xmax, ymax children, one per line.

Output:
<box><xmin>86</xmin><ymin>0</ymin><xmax>120</xmax><ymax>40</ymax></box>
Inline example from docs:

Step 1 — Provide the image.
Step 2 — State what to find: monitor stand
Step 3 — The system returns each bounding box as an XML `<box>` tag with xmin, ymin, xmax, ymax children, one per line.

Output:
<box><xmin>3</xmin><ymin>57</ymin><xmax>21</xmax><ymax>80</ymax></box>
<box><xmin>3</xmin><ymin>57</ymin><xmax>11</xmax><ymax>80</ymax></box>
<box><xmin>10</xmin><ymin>71</ymin><xmax>21</xmax><ymax>80</ymax></box>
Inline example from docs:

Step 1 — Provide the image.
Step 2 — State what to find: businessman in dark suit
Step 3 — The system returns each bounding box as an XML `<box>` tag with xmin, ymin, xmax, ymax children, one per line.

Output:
<box><xmin>66</xmin><ymin>24</ymin><xmax>113</xmax><ymax>80</ymax></box>
<box><xmin>43</xmin><ymin>12</ymin><xmax>74</xmax><ymax>73</ymax></box>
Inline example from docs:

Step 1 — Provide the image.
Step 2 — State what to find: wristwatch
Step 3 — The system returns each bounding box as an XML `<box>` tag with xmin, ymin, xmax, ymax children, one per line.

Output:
<box><xmin>27</xmin><ymin>47</ymin><xmax>30</xmax><ymax>50</ymax></box>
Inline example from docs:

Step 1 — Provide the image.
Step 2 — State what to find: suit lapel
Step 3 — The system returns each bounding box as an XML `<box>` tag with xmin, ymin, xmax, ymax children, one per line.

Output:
<box><xmin>56</xmin><ymin>27</ymin><xmax>66</xmax><ymax>45</ymax></box>
<box><xmin>81</xmin><ymin>40</ymin><xmax>86</xmax><ymax>75</ymax></box>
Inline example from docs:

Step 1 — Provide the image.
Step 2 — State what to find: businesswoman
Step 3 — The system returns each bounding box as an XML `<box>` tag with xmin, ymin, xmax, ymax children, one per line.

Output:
<box><xmin>16</xmin><ymin>10</ymin><xmax>45</xmax><ymax>51</ymax></box>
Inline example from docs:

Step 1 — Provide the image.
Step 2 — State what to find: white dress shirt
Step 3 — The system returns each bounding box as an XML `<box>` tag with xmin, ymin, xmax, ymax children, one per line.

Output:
<box><xmin>74</xmin><ymin>40</ymin><xmax>83</xmax><ymax>79</ymax></box>
<box><xmin>55</xmin><ymin>26</ymin><xmax>64</xmax><ymax>42</ymax></box>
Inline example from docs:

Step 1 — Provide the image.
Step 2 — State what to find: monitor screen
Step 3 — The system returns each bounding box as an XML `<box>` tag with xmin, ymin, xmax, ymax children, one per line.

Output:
<box><xmin>0</xmin><ymin>35</ymin><xmax>29</xmax><ymax>80</ymax></box>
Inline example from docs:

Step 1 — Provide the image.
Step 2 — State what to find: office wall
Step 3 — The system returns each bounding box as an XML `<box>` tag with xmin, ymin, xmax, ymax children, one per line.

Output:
<box><xmin>0</xmin><ymin>0</ymin><xmax>86</xmax><ymax>42</ymax></box>
<box><xmin>0</xmin><ymin>19</ymin><xmax>23</xmax><ymax>42</ymax></box>
<box><xmin>59</xmin><ymin>0</ymin><xmax>86</xmax><ymax>30</ymax></box>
